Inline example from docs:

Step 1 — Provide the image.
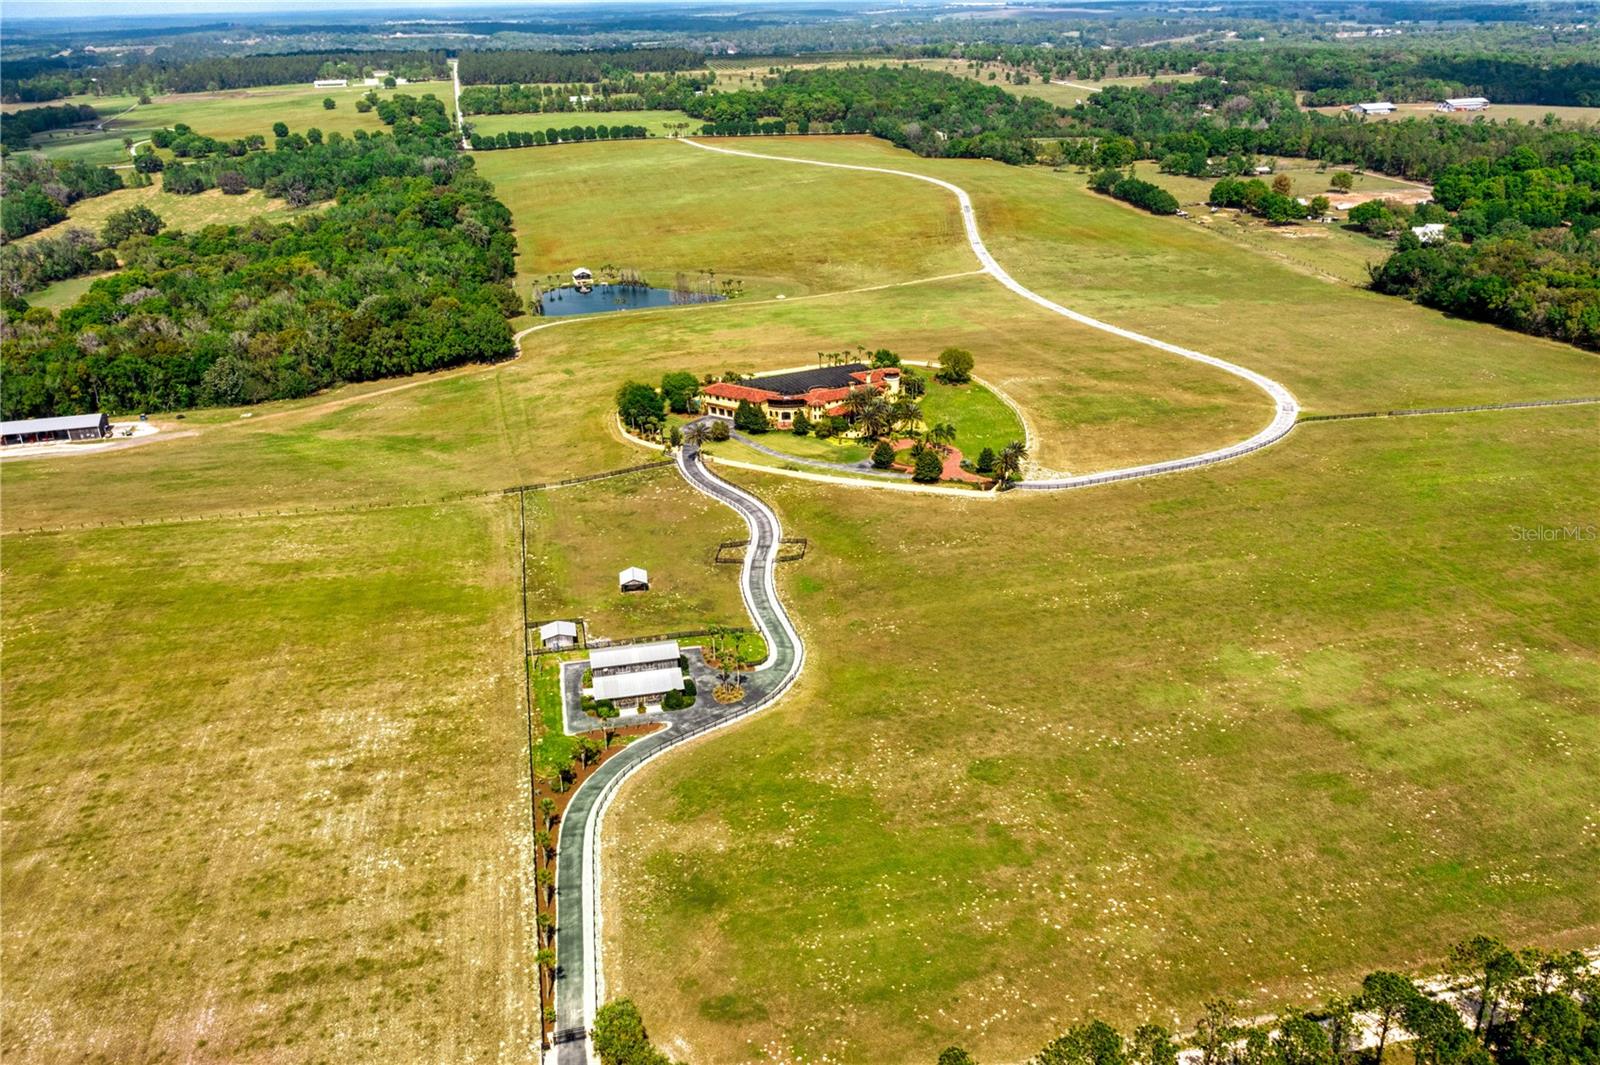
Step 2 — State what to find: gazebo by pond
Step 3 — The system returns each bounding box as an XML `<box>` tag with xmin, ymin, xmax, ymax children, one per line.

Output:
<box><xmin>619</xmin><ymin>566</ymin><xmax>650</xmax><ymax>593</ymax></box>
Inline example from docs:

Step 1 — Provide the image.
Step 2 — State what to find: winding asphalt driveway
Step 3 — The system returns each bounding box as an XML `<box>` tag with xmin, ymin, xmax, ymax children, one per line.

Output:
<box><xmin>550</xmin><ymin>140</ymin><xmax>1307</xmax><ymax>1060</ymax></box>
<box><xmin>679</xmin><ymin>138</ymin><xmax>1302</xmax><ymax>489</ymax></box>
<box><xmin>550</xmin><ymin>435</ymin><xmax>804</xmax><ymax>1063</ymax></box>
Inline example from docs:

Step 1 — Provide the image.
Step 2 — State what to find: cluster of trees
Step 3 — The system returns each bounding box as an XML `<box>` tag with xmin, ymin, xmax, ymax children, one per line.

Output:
<box><xmin>468</xmin><ymin>125</ymin><xmax>650</xmax><ymax>150</ymax></box>
<box><xmin>0</xmin><ymin>102</ymin><xmax>100</xmax><ymax>152</ymax></box>
<box><xmin>0</xmin><ymin>50</ymin><xmax>449</xmax><ymax>101</ymax></box>
<box><xmin>1091</xmin><ymin>168</ymin><xmax>1181</xmax><ymax>216</ymax></box>
<box><xmin>1208</xmin><ymin>176</ymin><xmax>1328</xmax><ymax>223</ymax></box>
<box><xmin>0</xmin><ymin>205</ymin><xmax>165</xmax><ymax>298</ymax></box>
<box><xmin>681</xmin><ymin>65</ymin><xmax>1065</xmax><ymax>165</ymax></box>
<box><xmin>1370</xmin><ymin>228</ymin><xmax>1599</xmax><ymax>350</ymax></box>
<box><xmin>458</xmin><ymin>73</ymin><xmax>712</xmax><ymax>116</ymax></box>
<box><xmin>931</xmin><ymin>937</ymin><xmax>1599</xmax><ymax>1065</ymax></box>
<box><xmin>1071</xmin><ymin>80</ymin><xmax>1600</xmax><ymax>181</ymax></box>
<box><xmin>456</xmin><ymin>48</ymin><xmax>706</xmax><ymax>86</ymax></box>
<box><xmin>1359</xmin><ymin>141</ymin><xmax>1599</xmax><ymax>349</ymax></box>
<box><xmin>1</xmin><ymin>161</ymin><xmax>519</xmax><ymax>418</ymax></box>
<box><xmin>0</xmin><ymin>154</ymin><xmax>124</xmax><ymax>242</ymax></box>
<box><xmin>592</xmin><ymin>999</ymin><xmax>684</xmax><ymax>1065</ymax></box>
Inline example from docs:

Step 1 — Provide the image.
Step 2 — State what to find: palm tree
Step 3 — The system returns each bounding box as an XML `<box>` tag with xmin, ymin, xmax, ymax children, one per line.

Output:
<box><xmin>535</xmin><ymin>946</ymin><xmax>557</xmax><ymax>1001</ymax></box>
<box><xmin>930</xmin><ymin>421</ymin><xmax>957</xmax><ymax>451</ymax></box>
<box><xmin>539</xmin><ymin>796</ymin><xmax>557</xmax><ymax>831</ymax></box>
<box><xmin>682</xmin><ymin>420</ymin><xmax>708</xmax><ymax>448</ymax></box>
<box><xmin>857</xmin><ymin>395</ymin><xmax>894</xmax><ymax>440</ymax></box>
<box><xmin>534</xmin><ymin>828</ymin><xmax>553</xmax><ymax>868</ymax></box>
<box><xmin>843</xmin><ymin>385</ymin><xmax>876</xmax><ymax>420</ymax></box>
<box><xmin>890</xmin><ymin>395</ymin><xmax>922</xmax><ymax>435</ymax></box>
<box><xmin>536</xmin><ymin>910</ymin><xmax>555</xmax><ymax>949</ymax></box>
<box><xmin>535</xmin><ymin>865</ymin><xmax>555</xmax><ymax>907</ymax></box>
<box><xmin>996</xmin><ymin>441</ymin><xmax>1027</xmax><ymax>488</ymax></box>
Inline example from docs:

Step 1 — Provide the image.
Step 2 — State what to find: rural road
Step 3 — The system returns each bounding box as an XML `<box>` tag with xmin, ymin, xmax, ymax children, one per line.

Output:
<box><xmin>550</xmin><ymin>432</ymin><xmax>805</xmax><ymax>1063</ymax></box>
<box><xmin>678</xmin><ymin>137</ymin><xmax>1302</xmax><ymax>490</ymax></box>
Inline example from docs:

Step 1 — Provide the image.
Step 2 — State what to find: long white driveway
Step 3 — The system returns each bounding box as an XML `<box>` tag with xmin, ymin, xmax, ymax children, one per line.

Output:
<box><xmin>679</xmin><ymin>138</ymin><xmax>1302</xmax><ymax>490</ymax></box>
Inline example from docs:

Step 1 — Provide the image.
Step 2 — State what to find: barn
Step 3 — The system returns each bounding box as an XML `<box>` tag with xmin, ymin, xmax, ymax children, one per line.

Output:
<box><xmin>1</xmin><ymin>413</ymin><xmax>111</xmax><ymax>446</ymax></box>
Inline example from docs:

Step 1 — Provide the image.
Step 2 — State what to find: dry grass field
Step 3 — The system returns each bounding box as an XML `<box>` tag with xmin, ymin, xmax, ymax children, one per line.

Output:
<box><xmin>17</xmin><ymin>172</ymin><xmax>309</xmax><ymax>248</ymax></box>
<box><xmin>3</xmin><ymin>130</ymin><xmax>1596</xmax><ymax>1065</ymax></box>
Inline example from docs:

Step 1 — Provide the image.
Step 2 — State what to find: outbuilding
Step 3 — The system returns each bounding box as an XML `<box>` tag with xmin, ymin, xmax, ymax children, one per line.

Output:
<box><xmin>1438</xmin><ymin>97</ymin><xmax>1490</xmax><ymax>112</ymax></box>
<box><xmin>1348</xmin><ymin>101</ymin><xmax>1398</xmax><ymax>115</ymax></box>
<box><xmin>619</xmin><ymin>566</ymin><xmax>650</xmax><ymax>592</ymax></box>
<box><xmin>538</xmin><ymin>620</ymin><xmax>579</xmax><ymax>649</ymax></box>
<box><xmin>1</xmin><ymin>413</ymin><xmax>111</xmax><ymax>446</ymax></box>
<box><xmin>586</xmin><ymin>639</ymin><xmax>684</xmax><ymax>713</ymax></box>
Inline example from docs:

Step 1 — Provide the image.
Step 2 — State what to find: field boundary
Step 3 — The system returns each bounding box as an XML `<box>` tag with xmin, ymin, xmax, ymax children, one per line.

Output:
<box><xmin>1300</xmin><ymin>396</ymin><xmax>1600</xmax><ymax>422</ymax></box>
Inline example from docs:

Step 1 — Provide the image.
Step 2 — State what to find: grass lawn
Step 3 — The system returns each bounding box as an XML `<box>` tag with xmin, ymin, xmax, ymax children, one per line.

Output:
<box><xmin>918</xmin><ymin>376</ymin><xmax>1028</xmax><ymax>458</ymax></box>
<box><xmin>603</xmin><ymin>405</ymin><xmax>1600</xmax><ymax>1064</ymax></box>
<box><xmin>0</xmin><ymin>501</ymin><xmax>537</xmax><ymax>1062</ymax></box>
<box><xmin>16</xmin><ymin>173</ymin><xmax>308</xmax><ymax>248</ymax></box>
<box><xmin>24</xmin><ymin>270</ymin><xmax>116</xmax><ymax>312</ymax></box>
<box><xmin>467</xmin><ymin>109</ymin><xmax>697</xmax><ymax>139</ymax></box>
<box><xmin>720</xmin><ymin>428</ymin><xmax>874</xmax><ymax>465</ymax></box>
<box><xmin>522</xmin><ymin>467</ymin><xmax>750</xmax><ymax>641</ymax></box>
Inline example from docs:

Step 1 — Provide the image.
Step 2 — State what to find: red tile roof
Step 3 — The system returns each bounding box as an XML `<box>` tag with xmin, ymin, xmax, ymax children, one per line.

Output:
<box><xmin>703</xmin><ymin>381</ymin><xmax>781</xmax><ymax>403</ymax></box>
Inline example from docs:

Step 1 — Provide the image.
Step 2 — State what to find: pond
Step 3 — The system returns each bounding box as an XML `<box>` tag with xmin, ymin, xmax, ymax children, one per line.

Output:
<box><xmin>535</xmin><ymin>283</ymin><xmax>724</xmax><ymax>318</ymax></box>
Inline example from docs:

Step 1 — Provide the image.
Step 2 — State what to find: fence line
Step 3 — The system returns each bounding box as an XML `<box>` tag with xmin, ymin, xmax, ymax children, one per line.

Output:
<box><xmin>1300</xmin><ymin>396</ymin><xmax>1600</xmax><ymax>423</ymax></box>
<box><xmin>528</xmin><ymin>624</ymin><xmax>756</xmax><ymax>656</ymax></box>
<box><xmin>714</xmin><ymin>537</ymin><xmax>809</xmax><ymax>564</ymax></box>
<box><xmin>502</xmin><ymin>460</ymin><xmax>672</xmax><ymax>495</ymax></box>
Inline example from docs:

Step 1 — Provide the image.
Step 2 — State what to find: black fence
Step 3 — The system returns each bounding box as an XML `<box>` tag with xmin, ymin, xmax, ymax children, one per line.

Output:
<box><xmin>503</xmin><ymin>460</ymin><xmax>672</xmax><ymax>495</ymax></box>
<box><xmin>714</xmin><ymin>537</ymin><xmax>808</xmax><ymax>564</ymax></box>
<box><xmin>528</xmin><ymin>623</ymin><xmax>758</xmax><ymax>657</ymax></box>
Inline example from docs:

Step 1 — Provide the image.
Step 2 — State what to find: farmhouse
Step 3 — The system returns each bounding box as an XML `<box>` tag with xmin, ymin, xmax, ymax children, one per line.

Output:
<box><xmin>698</xmin><ymin>363</ymin><xmax>902</xmax><ymax>428</ymax></box>
<box><xmin>619</xmin><ymin>567</ymin><xmax>650</xmax><ymax>592</ymax></box>
<box><xmin>587</xmin><ymin>639</ymin><xmax>684</xmax><ymax>712</ymax></box>
<box><xmin>1</xmin><ymin>413</ymin><xmax>110</xmax><ymax>446</ymax></box>
<box><xmin>1348</xmin><ymin>101</ymin><xmax>1398</xmax><ymax>115</ymax></box>
<box><xmin>1438</xmin><ymin>97</ymin><xmax>1490</xmax><ymax>111</ymax></box>
<box><xmin>538</xmin><ymin>620</ymin><xmax>579</xmax><ymax>649</ymax></box>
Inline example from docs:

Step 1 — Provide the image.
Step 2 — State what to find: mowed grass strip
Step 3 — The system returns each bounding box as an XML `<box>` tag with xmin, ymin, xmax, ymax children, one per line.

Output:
<box><xmin>603</xmin><ymin>405</ymin><xmax>1600</xmax><ymax>1064</ymax></box>
<box><xmin>0</xmin><ymin>501</ymin><xmax>536</xmax><ymax>1062</ymax></box>
<box><xmin>17</xmin><ymin>172</ymin><xmax>309</xmax><ymax>248</ymax></box>
<box><xmin>467</xmin><ymin>109</ymin><xmax>697</xmax><ymax>139</ymax></box>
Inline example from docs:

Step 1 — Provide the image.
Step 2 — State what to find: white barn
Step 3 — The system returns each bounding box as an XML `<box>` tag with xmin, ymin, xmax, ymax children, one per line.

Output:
<box><xmin>538</xmin><ymin>620</ymin><xmax>579</xmax><ymax>649</ymax></box>
<box><xmin>587</xmin><ymin>639</ymin><xmax>684</xmax><ymax>713</ymax></box>
<box><xmin>619</xmin><ymin>566</ymin><xmax>649</xmax><ymax>592</ymax></box>
<box><xmin>1349</xmin><ymin>102</ymin><xmax>1398</xmax><ymax>115</ymax></box>
<box><xmin>1438</xmin><ymin>97</ymin><xmax>1490</xmax><ymax>112</ymax></box>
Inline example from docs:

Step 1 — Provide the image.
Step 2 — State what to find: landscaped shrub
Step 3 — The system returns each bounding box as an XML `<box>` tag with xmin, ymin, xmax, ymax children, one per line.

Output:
<box><xmin>706</xmin><ymin>420</ymin><xmax>731</xmax><ymax>442</ymax></box>
<box><xmin>913</xmin><ymin>448</ymin><xmax>944</xmax><ymax>483</ymax></box>
<box><xmin>733</xmin><ymin>399</ymin><xmax>769</xmax><ymax>434</ymax></box>
<box><xmin>791</xmin><ymin>411</ymin><xmax>811</xmax><ymax>436</ymax></box>
<box><xmin>976</xmin><ymin>447</ymin><xmax>997</xmax><ymax>474</ymax></box>
<box><xmin>936</xmin><ymin>347</ymin><xmax>974</xmax><ymax>384</ymax></box>
<box><xmin>872</xmin><ymin>440</ymin><xmax>896</xmax><ymax>469</ymax></box>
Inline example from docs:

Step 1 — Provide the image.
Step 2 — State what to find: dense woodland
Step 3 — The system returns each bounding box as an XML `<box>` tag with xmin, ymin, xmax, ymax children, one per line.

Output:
<box><xmin>685</xmin><ymin>65</ymin><xmax>1063</xmax><ymax>163</ymax></box>
<box><xmin>0</xmin><ymin>122</ymin><xmax>520</xmax><ymax>417</ymax></box>
<box><xmin>1</xmin><ymin>50</ymin><xmax>449</xmax><ymax>101</ymax></box>
<box><xmin>459</xmin><ymin>73</ymin><xmax>712</xmax><ymax>116</ymax></box>
<box><xmin>1</xmin><ymin>154</ymin><xmax>124</xmax><ymax>242</ymax></box>
<box><xmin>456</xmin><ymin>48</ymin><xmax>705</xmax><ymax>86</ymax></box>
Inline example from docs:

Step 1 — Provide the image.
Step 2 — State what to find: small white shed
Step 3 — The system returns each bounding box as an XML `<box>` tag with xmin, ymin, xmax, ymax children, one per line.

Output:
<box><xmin>619</xmin><ymin>566</ymin><xmax>650</xmax><ymax>592</ymax></box>
<box><xmin>538</xmin><ymin>620</ymin><xmax>579</xmax><ymax>649</ymax></box>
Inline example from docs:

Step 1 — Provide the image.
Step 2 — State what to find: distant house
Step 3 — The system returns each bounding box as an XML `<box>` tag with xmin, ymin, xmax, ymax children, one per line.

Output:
<box><xmin>538</xmin><ymin>620</ymin><xmax>579</xmax><ymax>649</ymax></box>
<box><xmin>1438</xmin><ymin>97</ymin><xmax>1490</xmax><ymax>112</ymax></box>
<box><xmin>619</xmin><ymin>567</ymin><xmax>650</xmax><ymax>592</ymax></box>
<box><xmin>1348</xmin><ymin>102</ymin><xmax>1398</xmax><ymax>115</ymax></box>
<box><xmin>698</xmin><ymin>363</ymin><xmax>902</xmax><ymax>430</ymax></box>
<box><xmin>586</xmin><ymin>639</ymin><xmax>684</xmax><ymax>713</ymax></box>
<box><xmin>313</xmin><ymin>78</ymin><xmax>348</xmax><ymax>88</ymax></box>
<box><xmin>1411</xmin><ymin>223</ymin><xmax>1449</xmax><ymax>244</ymax></box>
<box><xmin>1</xmin><ymin>412</ymin><xmax>110</xmax><ymax>446</ymax></box>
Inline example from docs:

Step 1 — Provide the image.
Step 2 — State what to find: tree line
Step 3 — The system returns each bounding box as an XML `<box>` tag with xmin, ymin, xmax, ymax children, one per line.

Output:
<box><xmin>0</xmin><ymin>50</ymin><xmax>449</xmax><ymax>101</ymax></box>
<box><xmin>1071</xmin><ymin>80</ymin><xmax>1600</xmax><ymax>182</ymax></box>
<box><xmin>595</xmin><ymin>936</ymin><xmax>1598</xmax><ymax>1065</ymax></box>
<box><xmin>1</xmin><ymin>153</ymin><xmax>124</xmax><ymax>242</ymax></box>
<box><xmin>468</xmin><ymin>125</ymin><xmax>651</xmax><ymax>150</ymax></box>
<box><xmin>0</xmin><ymin>102</ymin><xmax>101</xmax><ymax>152</ymax></box>
<box><xmin>681</xmin><ymin>65</ymin><xmax>1064</xmax><ymax>165</ymax></box>
<box><xmin>1</xmin><ymin>138</ymin><xmax>520</xmax><ymax>418</ymax></box>
<box><xmin>456</xmin><ymin>48</ymin><xmax>706</xmax><ymax>86</ymax></box>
